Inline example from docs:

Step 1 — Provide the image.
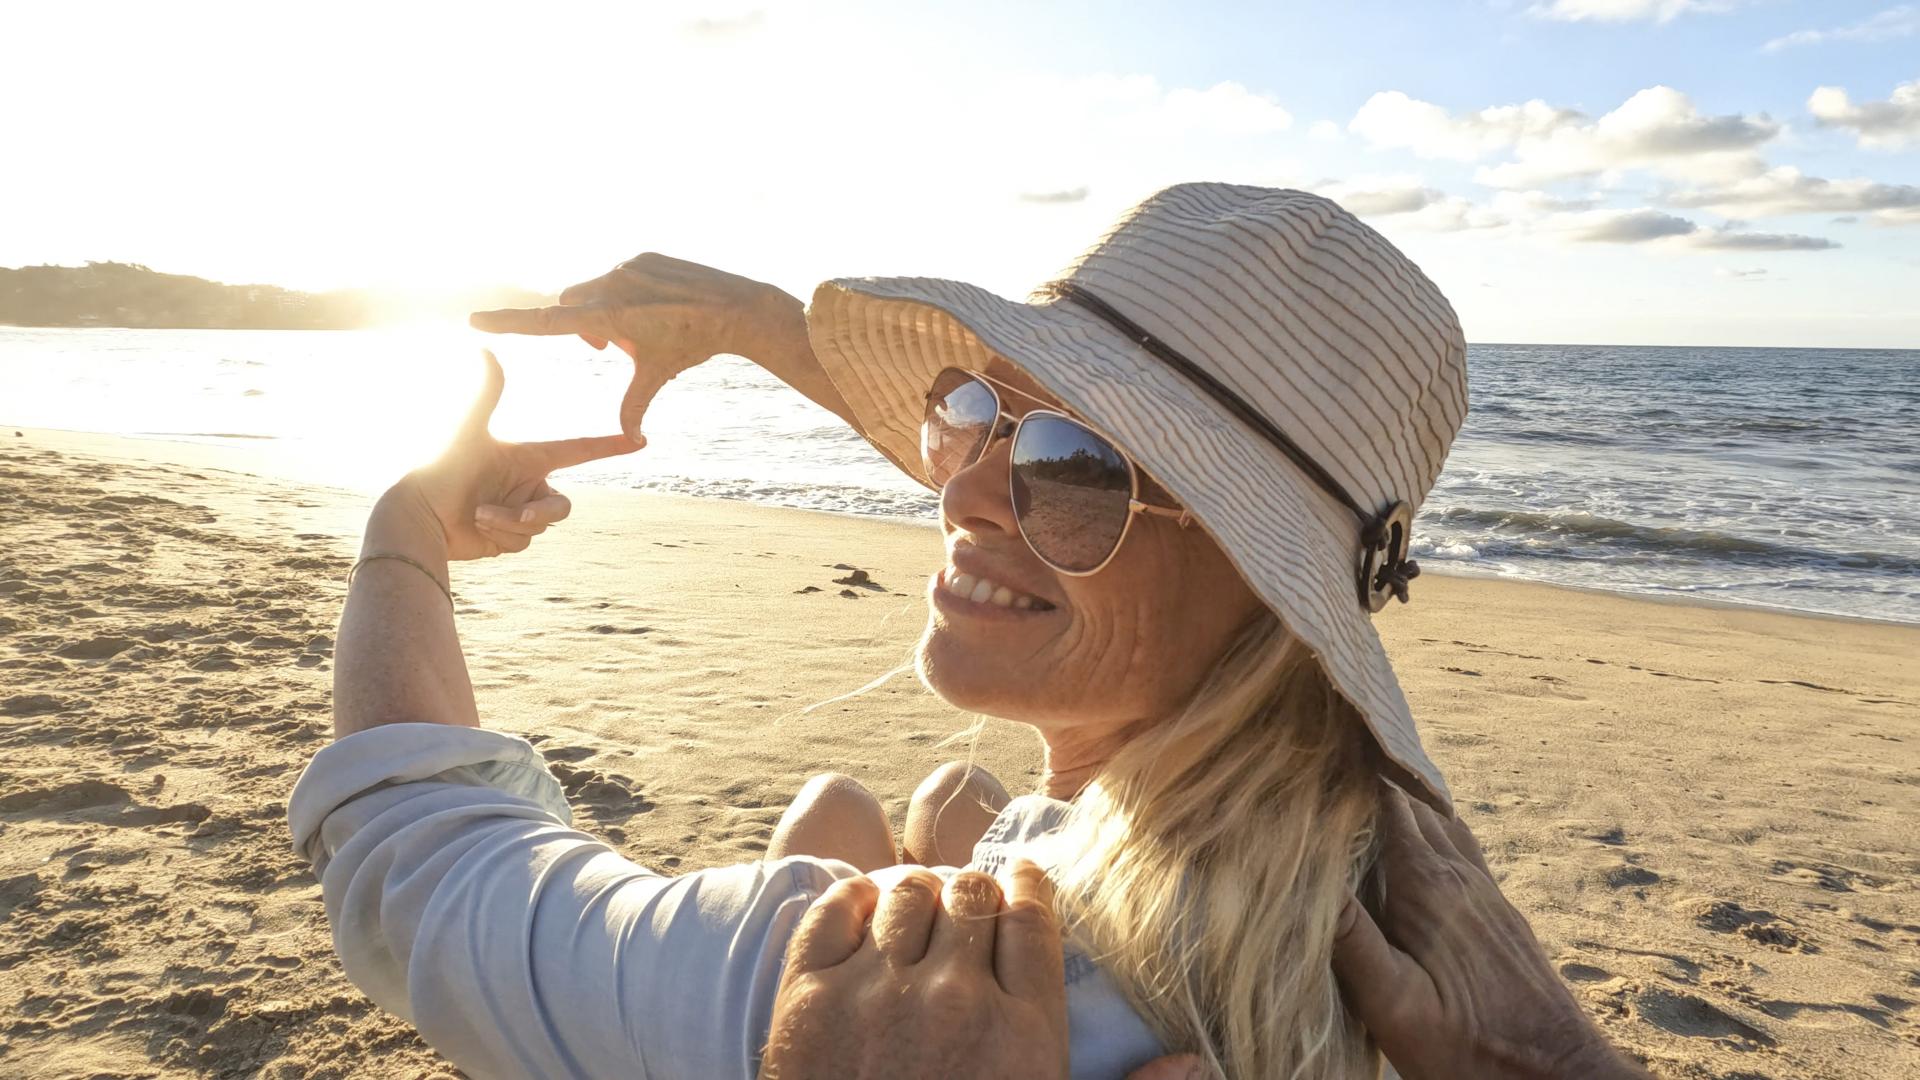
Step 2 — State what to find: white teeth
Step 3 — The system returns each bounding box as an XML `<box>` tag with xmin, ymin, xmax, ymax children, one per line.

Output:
<box><xmin>944</xmin><ymin>568</ymin><xmax>1047</xmax><ymax>611</ymax></box>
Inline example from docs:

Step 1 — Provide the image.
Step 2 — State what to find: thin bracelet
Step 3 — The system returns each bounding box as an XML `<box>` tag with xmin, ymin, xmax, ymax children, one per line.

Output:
<box><xmin>349</xmin><ymin>553</ymin><xmax>455</xmax><ymax>608</ymax></box>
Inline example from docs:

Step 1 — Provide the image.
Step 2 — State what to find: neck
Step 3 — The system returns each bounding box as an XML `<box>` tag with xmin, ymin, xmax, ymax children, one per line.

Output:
<box><xmin>1039</xmin><ymin>724</ymin><xmax>1137</xmax><ymax>800</ymax></box>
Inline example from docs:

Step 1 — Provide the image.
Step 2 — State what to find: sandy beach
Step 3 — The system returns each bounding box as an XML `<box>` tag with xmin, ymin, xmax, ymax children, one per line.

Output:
<box><xmin>1</xmin><ymin>426</ymin><xmax>1915</xmax><ymax>1079</ymax></box>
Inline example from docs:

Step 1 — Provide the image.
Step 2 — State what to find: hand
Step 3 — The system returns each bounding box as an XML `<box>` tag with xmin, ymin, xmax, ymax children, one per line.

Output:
<box><xmin>759</xmin><ymin>862</ymin><xmax>1202</xmax><ymax>1080</ymax></box>
<box><xmin>1332</xmin><ymin>786</ymin><xmax>1648</xmax><ymax>1080</ymax></box>
<box><xmin>470</xmin><ymin>253</ymin><xmax>807</xmax><ymax>442</ymax></box>
<box><xmin>397</xmin><ymin>351</ymin><xmax>639</xmax><ymax>561</ymax></box>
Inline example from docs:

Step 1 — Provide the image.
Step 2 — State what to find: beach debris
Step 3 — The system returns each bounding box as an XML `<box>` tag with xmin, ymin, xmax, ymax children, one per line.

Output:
<box><xmin>794</xmin><ymin>585</ymin><xmax>822</xmax><ymax>594</ymax></box>
<box><xmin>839</xmin><ymin>589</ymin><xmax>860</xmax><ymax>599</ymax></box>
<box><xmin>831</xmin><ymin>567</ymin><xmax>886</xmax><ymax>591</ymax></box>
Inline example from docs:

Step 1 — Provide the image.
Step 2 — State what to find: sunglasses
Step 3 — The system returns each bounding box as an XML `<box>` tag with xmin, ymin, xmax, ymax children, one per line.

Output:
<box><xmin>922</xmin><ymin>367</ymin><xmax>1190</xmax><ymax>576</ymax></box>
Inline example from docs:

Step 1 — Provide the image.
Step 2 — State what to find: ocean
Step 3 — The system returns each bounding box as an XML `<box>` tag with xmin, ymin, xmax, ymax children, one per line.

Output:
<box><xmin>4</xmin><ymin>327</ymin><xmax>1916</xmax><ymax>625</ymax></box>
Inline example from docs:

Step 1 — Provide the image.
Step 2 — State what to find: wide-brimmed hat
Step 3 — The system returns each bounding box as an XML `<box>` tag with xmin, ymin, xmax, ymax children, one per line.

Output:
<box><xmin>806</xmin><ymin>183</ymin><xmax>1467</xmax><ymax>810</ymax></box>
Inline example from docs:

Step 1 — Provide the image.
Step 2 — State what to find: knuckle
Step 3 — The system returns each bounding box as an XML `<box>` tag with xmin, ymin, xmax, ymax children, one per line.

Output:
<box><xmin>920</xmin><ymin>972</ymin><xmax>987</xmax><ymax>1020</ymax></box>
<box><xmin>997</xmin><ymin>901</ymin><xmax>1055</xmax><ymax>938</ymax></box>
<box><xmin>890</xmin><ymin>869</ymin><xmax>943</xmax><ymax>903</ymax></box>
<box><xmin>946</xmin><ymin>871</ymin><xmax>1004</xmax><ymax>911</ymax></box>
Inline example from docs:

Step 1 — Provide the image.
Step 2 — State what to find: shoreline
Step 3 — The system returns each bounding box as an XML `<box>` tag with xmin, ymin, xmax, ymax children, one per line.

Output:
<box><xmin>2</xmin><ymin>427</ymin><xmax>1916</xmax><ymax>1077</ymax></box>
<box><xmin>11</xmin><ymin>424</ymin><xmax>1916</xmax><ymax>631</ymax></box>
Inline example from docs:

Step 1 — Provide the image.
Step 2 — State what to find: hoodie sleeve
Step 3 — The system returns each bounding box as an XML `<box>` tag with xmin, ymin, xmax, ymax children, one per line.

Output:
<box><xmin>288</xmin><ymin>723</ymin><xmax>856</xmax><ymax>1080</ymax></box>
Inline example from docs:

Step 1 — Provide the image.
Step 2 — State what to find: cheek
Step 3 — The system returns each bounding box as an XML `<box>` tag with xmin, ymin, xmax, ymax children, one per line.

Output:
<box><xmin>1054</xmin><ymin>530</ymin><xmax>1262</xmax><ymax>713</ymax></box>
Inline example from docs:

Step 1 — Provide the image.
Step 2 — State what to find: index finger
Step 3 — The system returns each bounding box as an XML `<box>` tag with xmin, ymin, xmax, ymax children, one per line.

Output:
<box><xmin>527</xmin><ymin>433</ymin><xmax>644</xmax><ymax>471</ymax></box>
<box><xmin>785</xmin><ymin>876</ymin><xmax>881</xmax><ymax>976</ymax></box>
<box><xmin>994</xmin><ymin>859</ymin><xmax>1064</xmax><ymax>1000</ymax></box>
<box><xmin>469</xmin><ymin>304</ymin><xmax>616</xmax><ymax>338</ymax></box>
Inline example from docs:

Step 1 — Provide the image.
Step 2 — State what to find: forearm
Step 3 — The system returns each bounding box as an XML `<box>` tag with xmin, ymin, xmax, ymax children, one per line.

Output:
<box><xmin>332</xmin><ymin>483</ymin><xmax>480</xmax><ymax>738</ymax></box>
<box><xmin>745</xmin><ymin>290</ymin><xmax>863</xmax><ymax>432</ymax></box>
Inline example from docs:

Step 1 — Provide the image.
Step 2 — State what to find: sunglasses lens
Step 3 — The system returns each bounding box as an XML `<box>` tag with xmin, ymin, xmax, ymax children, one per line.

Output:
<box><xmin>923</xmin><ymin>369</ymin><xmax>999</xmax><ymax>487</ymax></box>
<box><xmin>1011</xmin><ymin>414</ymin><xmax>1134</xmax><ymax>573</ymax></box>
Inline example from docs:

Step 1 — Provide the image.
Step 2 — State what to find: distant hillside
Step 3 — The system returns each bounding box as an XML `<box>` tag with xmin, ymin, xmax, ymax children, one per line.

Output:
<box><xmin>0</xmin><ymin>262</ymin><xmax>552</xmax><ymax>330</ymax></box>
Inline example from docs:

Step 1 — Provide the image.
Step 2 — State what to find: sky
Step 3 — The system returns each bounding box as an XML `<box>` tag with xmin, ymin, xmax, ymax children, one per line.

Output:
<box><xmin>2</xmin><ymin>0</ymin><xmax>1917</xmax><ymax>347</ymax></box>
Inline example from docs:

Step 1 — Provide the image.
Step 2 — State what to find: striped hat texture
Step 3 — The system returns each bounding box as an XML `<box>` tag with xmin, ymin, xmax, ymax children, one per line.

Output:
<box><xmin>806</xmin><ymin>183</ymin><xmax>1469</xmax><ymax>809</ymax></box>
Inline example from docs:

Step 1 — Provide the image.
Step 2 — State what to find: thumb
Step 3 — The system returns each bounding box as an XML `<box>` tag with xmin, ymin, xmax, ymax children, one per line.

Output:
<box><xmin>618</xmin><ymin>346</ymin><xmax>699</xmax><ymax>443</ymax></box>
<box><xmin>460</xmin><ymin>350</ymin><xmax>507</xmax><ymax>440</ymax></box>
<box><xmin>1330</xmin><ymin>892</ymin><xmax>1429</xmax><ymax>1033</ymax></box>
<box><xmin>1125</xmin><ymin>1055</ymin><xmax>1204</xmax><ymax>1080</ymax></box>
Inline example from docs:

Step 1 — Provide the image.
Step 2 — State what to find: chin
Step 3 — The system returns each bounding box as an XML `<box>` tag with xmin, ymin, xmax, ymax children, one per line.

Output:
<box><xmin>915</xmin><ymin>618</ymin><xmax>1024</xmax><ymax>718</ymax></box>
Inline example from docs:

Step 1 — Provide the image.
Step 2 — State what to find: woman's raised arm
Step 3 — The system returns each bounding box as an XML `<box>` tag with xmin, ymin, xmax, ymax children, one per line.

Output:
<box><xmin>332</xmin><ymin>352</ymin><xmax>637</xmax><ymax>738</ymax></box>
<box><xmin>469</xmin><ymin>253</ymin><xmax>860</xmax><ymax>438</ymax></box>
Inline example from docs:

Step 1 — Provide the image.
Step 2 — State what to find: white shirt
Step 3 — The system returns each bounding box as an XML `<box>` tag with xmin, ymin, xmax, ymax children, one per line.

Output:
<box><xmin>288</xmin><ymin>723</ymin><xmax>1168</xmax><ymax>1080</ymax></box>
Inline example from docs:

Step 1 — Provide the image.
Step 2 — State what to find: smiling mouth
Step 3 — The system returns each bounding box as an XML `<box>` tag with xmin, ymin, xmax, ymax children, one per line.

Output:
<box><xmin>938</xmin><ymin>568</ymin><xmax>1058</xmax><ymax>612</ymax></box>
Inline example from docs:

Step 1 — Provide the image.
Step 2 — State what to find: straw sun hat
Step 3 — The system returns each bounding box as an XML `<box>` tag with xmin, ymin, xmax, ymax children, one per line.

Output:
<box><xmin>806</xmin><ymin>182</ymin><xmax>1468</xmax><ymax>810</ymax></box>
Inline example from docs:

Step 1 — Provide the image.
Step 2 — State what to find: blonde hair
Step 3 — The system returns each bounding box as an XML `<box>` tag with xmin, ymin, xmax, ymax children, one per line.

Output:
<box><xmin>1039</xmin><ymin>612</ymin><xmax>1381</xmax><ymax>1079</ymax></box>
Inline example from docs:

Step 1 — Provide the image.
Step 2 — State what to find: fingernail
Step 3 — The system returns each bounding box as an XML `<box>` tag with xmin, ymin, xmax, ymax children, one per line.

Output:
<box><xmin>475</xmin><ymin>507</ymin><xmax>499</xmax><ymax>524</ymax></box>
<box><xmin>627</xmin><ymin>426</ymin><xmax>647</xmax><ymax>448</ymax></box>
<box><xmin>519</xmin><ymin>508</ymin><xmax>534</xmax><ymax>524</ymax></box>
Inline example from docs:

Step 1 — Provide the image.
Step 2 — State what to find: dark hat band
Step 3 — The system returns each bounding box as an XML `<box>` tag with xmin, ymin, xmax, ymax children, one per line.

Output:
<box><xmin>1043</xmin><ymin>279</ymin><xmax>1419</xmax><ymax>610</ymax></box>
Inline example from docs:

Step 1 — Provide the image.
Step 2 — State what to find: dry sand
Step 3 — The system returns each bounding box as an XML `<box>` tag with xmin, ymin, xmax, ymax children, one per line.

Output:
<box><xmin>1</xmin><ymin>428</ymin><xmax>1915</xmax><ymax>1079</ymax></box>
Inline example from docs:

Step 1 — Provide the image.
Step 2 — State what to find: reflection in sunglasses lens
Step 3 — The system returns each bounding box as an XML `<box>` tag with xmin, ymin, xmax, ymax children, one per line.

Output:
<box><xmin>1011</xmin><ymin>414</ymin><xmax>1132</xmax><ymax>573</ymax></box>
<box><xmin>922</xmin><ymin>370</ymin><xmax>1000</xmax><ymax>487</ymax></box>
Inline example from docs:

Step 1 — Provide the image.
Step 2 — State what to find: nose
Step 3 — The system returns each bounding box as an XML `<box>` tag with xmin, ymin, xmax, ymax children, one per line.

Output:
<box><xmin>940</xmin><ymin>425</ymin><xmax>1020</xmax><ymax>541</ymax></box>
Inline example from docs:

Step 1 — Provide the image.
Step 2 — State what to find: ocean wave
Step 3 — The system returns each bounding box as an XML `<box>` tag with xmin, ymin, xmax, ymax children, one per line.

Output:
<box><xmin>628</xmin><ymin>474</ymin><xmax>939</xmax><ymax>519</ymax></box>
<box><xmin>1423</xmin><ymin>506</ymin><xmax>1920</xmax><ymax>574</ymax></box>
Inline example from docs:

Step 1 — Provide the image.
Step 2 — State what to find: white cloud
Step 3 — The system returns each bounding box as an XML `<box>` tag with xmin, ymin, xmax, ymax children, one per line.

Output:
<box><xmin>1309</xmin><ymin>119</ymin><xmax>1343</xmax><ymax>141</ymax></box>
<box><xmin>1017</xmin><ymin>187</ymin><xmax>1091</xmax><ymax>205</ymax></box>
<box><xmin>1693</xmin><ymin>229</ymin><xmax>1841</xmax><ymax>251</ymax></box>
<box><xmin>1763</xmin><ymin>5</ymin><xmax>1919</xmax><ymax>52</ymax></box>
<box><xmin>1149</xmin><ymin>80</ymin><xmax>1295</xmax><ymax>134</ymax></box>
<box><xmin>1566</xmin><ymin>208</ymin><xmax>1700</xmax><ymax>242</ymax></box>
<box><xmin>1665</xmin><ymin>167</ymin><xmax>1920</xmax><ymax>225</ymax></box>
<box><xmin>1715</xmin><ymin>267</ymin><xmax>1771</xmax><ymax>279</ymax></box>
<box><xmin>1529</xmin><ymin>0</ymin><xmax>1739</xmax><ymax>24</ymax></box>
<box><xmin>1809</xmin><ymin>78</ymin><xmax>1920</xmax><ymax>148</ymax></box>
<box><xmin>1545</xmin><ymin>207</ymin><xmax>1839</xmax><ymax>249</ymax></box>
<box><xmin>1474</xmin><ymin>86</ymin><xmax>1776</xmax><ymax>187</ymax></box>
<box><xmin>1350</xmin><ymin>91</ymin><xmax>1579</xmax><ymax>160</ymax></box>
<box><xmin>1317</xmin><ymin>182</ymin><xmax>1445</xmax><ymax>217</ymax></box>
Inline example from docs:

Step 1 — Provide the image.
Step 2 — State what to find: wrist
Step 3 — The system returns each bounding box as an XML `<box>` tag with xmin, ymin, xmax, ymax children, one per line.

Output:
<box><xmin>364</xmin><ymin>480</ymin><xmax>450</xmax><ymax>565</ymax></box>
<box><xmin>738</xmin><ymin>287</ymin><xmax>810</xmax><ymax>372</ymax></box>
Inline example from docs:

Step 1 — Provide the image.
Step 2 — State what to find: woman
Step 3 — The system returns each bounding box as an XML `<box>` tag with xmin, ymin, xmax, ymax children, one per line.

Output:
<box><xmin>292</xmin><ymin>183</ymin><xmax>1465</xmax><ymax>1078</ymax></box>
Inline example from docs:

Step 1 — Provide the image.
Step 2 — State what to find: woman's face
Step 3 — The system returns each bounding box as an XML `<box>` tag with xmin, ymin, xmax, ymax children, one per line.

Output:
<box><xmin>917</xmin><ymin>362</ymin><xmax>1265</xmax><ymax>736</ymax></box>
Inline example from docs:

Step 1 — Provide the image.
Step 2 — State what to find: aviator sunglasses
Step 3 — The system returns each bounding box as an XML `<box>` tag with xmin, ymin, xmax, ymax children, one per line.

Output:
<box><xmin>922</xmin><ymin>367</ymin><xmax>1191</xmax><ymax>576</ymax></box>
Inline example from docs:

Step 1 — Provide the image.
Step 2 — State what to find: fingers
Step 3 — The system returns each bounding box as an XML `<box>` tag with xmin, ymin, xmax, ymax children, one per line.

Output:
<box><xmin>871</xmin><ymin>869</ymin><xmax>944</xmax><ymax>966</ymax></box>
<box><xmin>476</xmin><ymin>526</ymin><xmax>531</xmax><ymax>554</ymax></box>
<box><xmin>927</xmin><ymin>871</ymin><xmax>1003</xmax><ymax>969</ymax></box>
<box><xmin>993</xmin><ymin>860</ymin><xmax>1063</xmax><ymax>999</ymax></box>
<box><xmin>1405</xmin><ymin>790</ymin><xmax>1466</xmax><ymax>864</ymax></box>
<box><xmin>1125</xmin><ymin>1056</ymin><xmax>1204</xmax><ymax>1080</ymax></box>
<box><xmin>1330</xmin><ymin>891</ymin><xmax>1433</xmax><ymax>1035</ymax></box>
<box><xmin>1377</xmin><ymin>784</ymin><xmax>1434</xmax><ymax>869</ymax></box>
<box><xmin>473</xmin><ymin>490</ymin><xmax>571</xmax><ymax>537</ymax></box>
<box><xmin>1442</xmin><ymin>811</ymin><xmax>1495</xmax><ymax>879</ymax></box>
<box><xmin>528</xmin><ymin>432</ymin><xmax>644</xmax><ymax>471</ymax></box>
<box><xmin>459</xmin><ymin>351</ymin><xmax>507</xmax><ymax>440</ymax></box>
<box><xmin>785</xmin><ymin>876</ymin><xmax>881</xmax><ymax>976</ymax></box>
<box><xmin>619</xmin><ymin>356</ymin><xmax>685</xmax><ymax>443</ymax></box>
<box><xmin>469</xmin><ymin>304</ymin><xmax>617</xmax><ymax>338</ymax></box>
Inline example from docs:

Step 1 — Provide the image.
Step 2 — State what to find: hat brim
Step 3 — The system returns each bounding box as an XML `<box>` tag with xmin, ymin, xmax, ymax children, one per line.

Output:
<box><xmin>807</xmin><ymin>276</ymin><xmax>1451</xmax><ymax>811</ymax></box>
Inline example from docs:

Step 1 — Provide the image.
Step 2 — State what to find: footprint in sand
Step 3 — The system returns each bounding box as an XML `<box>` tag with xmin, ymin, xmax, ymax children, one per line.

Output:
<box><xmin>1675</xmin><ymin>897</ymin><xmax>1808</xmax><ymax>952</ymax></box>
<box><xmin>53</xmin><ymin>635</ymin><xmax>137</xmax><ymax>660</ymax></box>
<box><xmin>1631</xmin><ymin>987</ymin><xmax>1775</xmax><ymax>1046</ymax></box>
